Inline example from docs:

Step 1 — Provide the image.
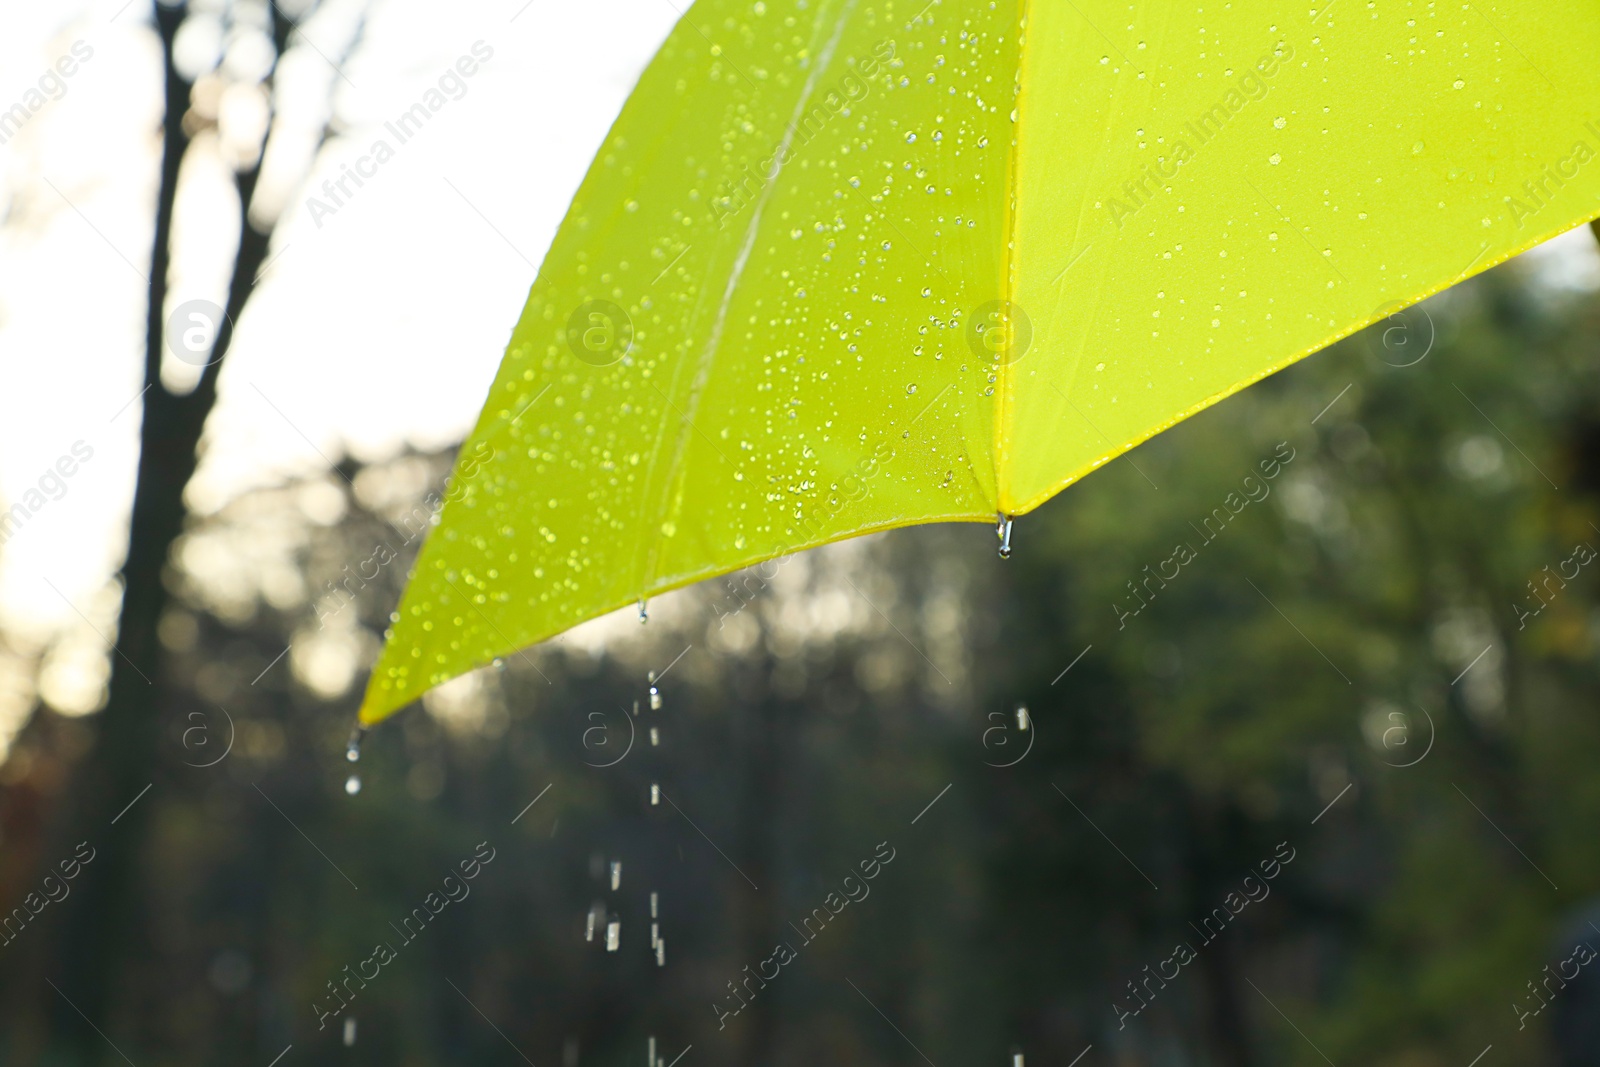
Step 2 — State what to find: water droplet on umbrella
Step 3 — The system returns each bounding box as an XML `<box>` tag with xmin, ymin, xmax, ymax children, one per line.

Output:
<box><xmin>345</xmin><ymin>775</ymin><xmax>361</xmax><ymax>796</ymax></box>
<box><xmin>343</xmin><ymin>1018</ymin><xmax>357</xmax><ymax>1046</ymax></box>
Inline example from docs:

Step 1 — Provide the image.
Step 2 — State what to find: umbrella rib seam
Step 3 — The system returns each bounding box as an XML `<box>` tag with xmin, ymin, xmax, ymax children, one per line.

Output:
<box><xmin>641</xmin><ymin>0</ymin><xmax>859</xmax><ymax>593</ymax></box>
<box><xmin>995</xmin><ymin>0</ymin><xmax>1033</xmax><ymax>513</ymax></box>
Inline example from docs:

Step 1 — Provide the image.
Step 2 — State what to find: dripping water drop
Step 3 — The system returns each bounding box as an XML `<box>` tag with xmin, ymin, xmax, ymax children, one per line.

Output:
<box><xmin>345</xmin><ymin>774</ymin><xmax>361</xmax><ymax>796</ymax></box>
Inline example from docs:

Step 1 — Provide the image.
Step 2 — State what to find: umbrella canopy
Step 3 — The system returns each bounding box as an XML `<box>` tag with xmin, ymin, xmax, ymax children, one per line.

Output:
<box><xmin>358</xmin><ymin>0</ymin><xmax>1600</xmax><ymax>724</ymax></box>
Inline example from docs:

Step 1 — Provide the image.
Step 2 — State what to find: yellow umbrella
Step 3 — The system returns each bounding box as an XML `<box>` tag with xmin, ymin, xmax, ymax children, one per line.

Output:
<box><xmin>359</xmin><ymin>0</ymin><xmax>1600</xmax><ymax>723</ymax></box>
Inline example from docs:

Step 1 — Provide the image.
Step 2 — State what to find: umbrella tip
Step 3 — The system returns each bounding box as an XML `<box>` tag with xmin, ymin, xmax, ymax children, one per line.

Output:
<box><xmin>996</xmin><ymin>513</ymin><xmax>1014</xmax><ymax>559</ymax></box>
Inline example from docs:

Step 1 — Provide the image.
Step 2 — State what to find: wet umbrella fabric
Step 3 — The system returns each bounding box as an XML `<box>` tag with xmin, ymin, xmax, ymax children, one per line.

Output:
<box><xmin>359</xmin><ymin>0</ymin><xmax>1600</xmax><ymax>723</ymax></box>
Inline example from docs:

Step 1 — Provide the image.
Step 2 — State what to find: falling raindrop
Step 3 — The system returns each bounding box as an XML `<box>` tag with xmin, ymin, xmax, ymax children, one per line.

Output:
<box><xmin>1012</xmin><ymin>1053</ymin><xmax>1023</xmax><ymax>1067</ymax></box>
<box><xmin>656</xmin><ymin>938</ymin><xmax>665</xmax><ymax>967</ymax></box>
<box><xmin>649</xmin><ymin>1037</ymin><xmax>657</xmax><ymax>1065</ymax></box>
<box><xmin>343</xmin><ymin>1017</ymin><xmax>357</xmax><ymax>1047</ymax></box>
<box><xmin>996</xmin><ymin>513</ymin><xmax>1014</xmax><ymax>560</ymax></box>
<box><xmin>651</xmin><ymin>922</ymin><xmax>660</xmax><ymax>948</ymax></box>
<box><xmin>1015</xmin><ymin>705</ymin><xmax>1029</xmax><ymax>731</ymax></box>
<box><xmin>650</xmin><ymin>783</ymin><xmax>660</xmax><ymax>806</ymax></box>
<box><xmin>345</xmin><ymin>727</ymin><xmax>364</xmax><ymax>763</ymax></box>
<box><xmin>649</xmin><ymin>685</ymin><xmax>662</xmax><ymax>710</ymax></box>
<box><xmin>650</xmin><ymin>727</ymin><xmax>660</xmax><ymax>747</ymax></box>
<box><xmin>344</xmin><ymin>775</ymin><xmax>361</xmax><ymax>796</ymax></box>
<box><xmin>585</xmin><ymin>907</ymin><xmax>597</xmax><ymax>942</ymax></box>
<box><xmin>606</xmin><ymin>918</ymin><xmax>620</xmax><ymax>952</ymax></box>
<box><xmin>563</xmin><ymin>1038</ymin><xmax>580</xmax><ymax>1067</ymax></box>
<box><xmin>610</xmin><ymin>860</ymin><xmax>622</xmax><ymax>891</ymax></box>
<box><xmin>651</xmin><ymin>891</ymin><xmax>659</xmax><ymax>918</ymax></box>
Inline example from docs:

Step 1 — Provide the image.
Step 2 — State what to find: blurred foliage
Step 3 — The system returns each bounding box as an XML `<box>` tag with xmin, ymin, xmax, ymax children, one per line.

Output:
<box><xmin>4</xmin><ymin>255</ymin><xmax>1600</xmax><ymax>1066</ymax></box>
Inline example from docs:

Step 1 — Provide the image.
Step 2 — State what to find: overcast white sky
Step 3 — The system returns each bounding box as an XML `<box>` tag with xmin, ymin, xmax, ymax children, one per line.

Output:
<box><xmin>0</xmin><ymin>0</ymin><xmax>678</xmax><ymax>644</ymax></box>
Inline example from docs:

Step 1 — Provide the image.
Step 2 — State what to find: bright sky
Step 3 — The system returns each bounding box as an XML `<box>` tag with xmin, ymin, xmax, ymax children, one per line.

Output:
<box><xmin>0</xmin><ymin>0</ymin><xmax>678</xmax><ymax>642</ymax></box>
<box><xmin>1</xmin><ymin>0</ymin><xmax>1598</xmax><ymax>749</ymax></box>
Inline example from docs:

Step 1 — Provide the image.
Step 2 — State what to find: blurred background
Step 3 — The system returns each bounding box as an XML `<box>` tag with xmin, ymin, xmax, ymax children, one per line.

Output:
<box><xmin>6</xmin><ymin>1</ymin><xmax>1600</xmax><ymax>1065</ymax></box>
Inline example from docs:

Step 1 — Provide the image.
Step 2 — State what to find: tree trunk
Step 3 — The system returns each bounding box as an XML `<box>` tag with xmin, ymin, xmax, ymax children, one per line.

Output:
<box><xmin>36</xmin><ymin>2</ymin><xmax>279</xmax><ymax>1055</ymax></box>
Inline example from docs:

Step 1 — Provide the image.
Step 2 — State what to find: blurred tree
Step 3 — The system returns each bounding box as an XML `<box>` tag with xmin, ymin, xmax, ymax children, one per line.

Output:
<box><xmin>0</xmin><ymin>0</ymin><xmax>364</xmax><ymax>1058</ymax></box>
